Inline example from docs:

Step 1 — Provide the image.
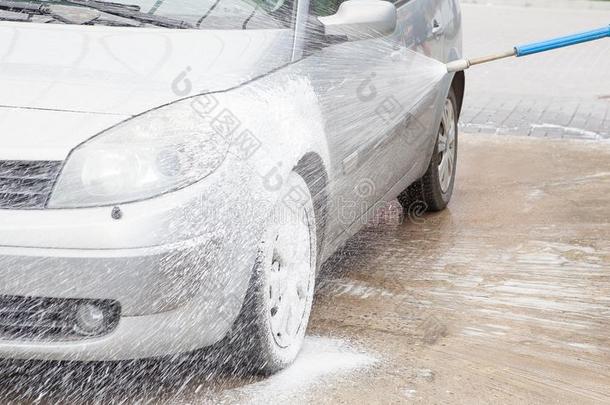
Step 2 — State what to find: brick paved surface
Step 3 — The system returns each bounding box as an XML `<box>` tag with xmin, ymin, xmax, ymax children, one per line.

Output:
<box><xmin>460</xmin><ymin>3</ymin><xmax>610</xmax><ymax>140</ymax></box>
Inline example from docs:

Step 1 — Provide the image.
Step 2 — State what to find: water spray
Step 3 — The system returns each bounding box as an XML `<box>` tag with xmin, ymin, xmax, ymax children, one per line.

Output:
<box><xmin>446</xmin><ymin>24</ymin><xmax>610</xmax><ymax>73</ymax></box>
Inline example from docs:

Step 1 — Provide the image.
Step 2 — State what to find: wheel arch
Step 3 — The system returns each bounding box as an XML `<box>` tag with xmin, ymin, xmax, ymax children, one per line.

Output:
<box><xmin>451</xmin><ymin>71</ymin><xmax>465</xmax><ymax>118</ymax></box>
<box><xmin>293</xmin><ymin>152</ymin><xmax>329</xmax><ymax>254</ymax></box>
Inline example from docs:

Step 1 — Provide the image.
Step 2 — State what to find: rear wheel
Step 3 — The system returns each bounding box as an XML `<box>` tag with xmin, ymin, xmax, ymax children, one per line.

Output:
<box><xmin>228</xmin><ymin>171</ymin><xmax>317</xmax><ymax>374</ymax></box>
<box><xmin>398</xmin><ymin>87</ymin><xmax>458</xmax><ymax>213</ymax></box>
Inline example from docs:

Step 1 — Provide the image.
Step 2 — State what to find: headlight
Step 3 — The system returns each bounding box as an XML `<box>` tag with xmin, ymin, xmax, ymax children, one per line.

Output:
<box><xmin>48</xmin><ymin>102</ymin><xmax>229</xmax><ymax>208</ymax></box>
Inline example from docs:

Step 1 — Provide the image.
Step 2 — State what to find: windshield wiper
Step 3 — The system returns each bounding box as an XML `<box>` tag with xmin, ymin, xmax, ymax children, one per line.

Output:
<box><xmin>0</xmin><ymin>1</ymin><xmax>103</xmax><ymax>25</ymax></box>
<box><xmin>0</xmin><ymin>0</ymin><xmax>49</xmax><ymax>13</ymax></box>
<box><xmin>0</xmin><ymin>0</ymin><xmax>193</xmax><ymax>28</ymax></box>
<box><xmin>84</xmin><ymin>0</ymin><xmax>140</xmax><ymax>11</ymax></box>
<box><xmin>0</xmin><ymin>8</ymin><xmax>30</xmax><ymax>20</ymax></box>
<box><xmin>65</xmin><ymin>0</ymin><xmax>194</xmax><ymax>28</ymax></box>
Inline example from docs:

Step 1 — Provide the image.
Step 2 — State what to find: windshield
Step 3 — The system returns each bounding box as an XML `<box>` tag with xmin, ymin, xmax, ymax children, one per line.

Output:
<box><xmin>0</xmin><ymin>0</ymin><xmax>296</xmax><ymax>29</ymax></box>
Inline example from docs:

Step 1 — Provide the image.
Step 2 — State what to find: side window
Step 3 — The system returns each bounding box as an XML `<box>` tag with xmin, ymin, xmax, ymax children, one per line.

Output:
<box><xmin>310</xmin><ymin>0</ymin><xmax>343</xmax><ymax>16</ymax></box>
<box><xmin>311</xmin><ymin>0</ymin><xmax>406</xmax><ymax>16</ymax></box>
<box><xmin>248</xmin><ymin>0</ymin><xmax>297</xmax><ymax>28</ymax></box>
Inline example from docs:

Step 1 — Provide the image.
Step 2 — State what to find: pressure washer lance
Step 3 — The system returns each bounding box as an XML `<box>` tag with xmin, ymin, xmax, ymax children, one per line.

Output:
<box><xmin>446</xmin><ymin>24</ymin><xmax>610</xmax><ymax>73</ymax></box>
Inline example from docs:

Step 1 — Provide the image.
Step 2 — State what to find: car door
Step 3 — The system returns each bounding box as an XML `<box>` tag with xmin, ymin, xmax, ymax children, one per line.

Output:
<box><xmin>293</xmin><ymin>0</ymin><xmax>446</xmax><ymax>250</ymax></box>
<box><xmin>395</xmin><ymin>0</ymin><xmax>448</xmax><ymax>164</ymax></box>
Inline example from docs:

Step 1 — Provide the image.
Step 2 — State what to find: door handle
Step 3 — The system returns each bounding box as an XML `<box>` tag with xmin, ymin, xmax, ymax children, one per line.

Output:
<box><xmin>342</xmin><ymin>150</ymin><xmax>359</xmax><ymax>174</ymax></box>
<box><xmin>432</xmin><ymin>19</ymin><xmax>443</xmax><ymax>37</ymax></box>
<box><xmin>390</xmin><ymin>48</ymin><xmax>407</xmax><ymax>62</ymax></box>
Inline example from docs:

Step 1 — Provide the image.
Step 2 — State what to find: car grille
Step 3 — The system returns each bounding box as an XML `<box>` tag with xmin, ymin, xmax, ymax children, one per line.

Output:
<box><xmin>0</xmin><ymin>160</ymin><xmax>63</xmax><ymax>209</ymax></box>
<box><xmin>0</xmin><ymin>295</ymin><xmax>121</xmax><ymax>341</ymax></box>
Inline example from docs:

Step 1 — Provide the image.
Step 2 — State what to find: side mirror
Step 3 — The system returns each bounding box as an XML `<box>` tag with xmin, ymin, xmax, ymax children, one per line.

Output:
<box><xmin>318</xmin><ymin>0</ymin><xmax>397</xmax><ymax>41</ymax></box>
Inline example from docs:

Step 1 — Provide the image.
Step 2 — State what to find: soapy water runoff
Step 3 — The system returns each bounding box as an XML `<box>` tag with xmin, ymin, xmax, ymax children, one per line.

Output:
<box><xmin>0</xmin><ymin>0</ymin><xmax>450</xmax><ymax>402</ymax></box>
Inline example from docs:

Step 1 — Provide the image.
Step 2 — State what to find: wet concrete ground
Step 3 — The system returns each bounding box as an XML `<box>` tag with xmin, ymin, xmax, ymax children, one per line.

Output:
<box><xmin>0</xmin><ymin>133</ymin><xmax>608</xmax><ymax>404</ymax></box>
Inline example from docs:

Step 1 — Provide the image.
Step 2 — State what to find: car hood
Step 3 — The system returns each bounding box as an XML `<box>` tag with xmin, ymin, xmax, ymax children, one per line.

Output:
<box><xmin>0</xmin><ymin>22</ymin><xmax>293</xmax><ymax>116</ymax></box>
<box><xmin>0</xmin><ymin>106</ymin><xmax>129</xmax><ymax>161</ymax></box>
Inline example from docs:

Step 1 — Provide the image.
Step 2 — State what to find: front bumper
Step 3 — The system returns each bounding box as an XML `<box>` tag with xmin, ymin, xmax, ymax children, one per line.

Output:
<box><xmin>0</xmin><ymin>292</ymin><xmax>232</xmax><ymax>361</ymax></box>
<box><xmin>0</xmin><ymin>239</ymin><xmax>245</xmax><ymax>361</ymax></box>
<box><xmin>0</xmin><ymin>239</ymin><xmax>217</xmax><ymax>317</ymax></box>
<box><xmin>0</xmin><ymin>166</ymin><xmax>269</xmax><ymax>361</ymax></box>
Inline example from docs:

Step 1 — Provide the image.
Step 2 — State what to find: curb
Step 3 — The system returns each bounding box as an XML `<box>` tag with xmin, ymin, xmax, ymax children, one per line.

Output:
<box><xmin>460</xmin><ymin>0</ymin><xmax>610</xmax><ymax>11</ymax></box>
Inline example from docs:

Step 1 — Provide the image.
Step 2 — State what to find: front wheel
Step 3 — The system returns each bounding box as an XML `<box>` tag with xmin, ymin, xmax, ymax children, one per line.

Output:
<box><xmin>228</xmin><ymin>171</ymin><xmax>317</xmax><ymax>374</ymax></box>
<box><xmin>398</xmin><ymin>87</ymin><xmax>458</xmax><ymax>213</ymax></box>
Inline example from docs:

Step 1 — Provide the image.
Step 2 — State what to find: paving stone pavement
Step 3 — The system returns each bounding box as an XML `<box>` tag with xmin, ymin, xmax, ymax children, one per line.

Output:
<box><xmin>459</xmin><ymin>2</ymin><xmax>610</xmax><ymax>140</ymax></box>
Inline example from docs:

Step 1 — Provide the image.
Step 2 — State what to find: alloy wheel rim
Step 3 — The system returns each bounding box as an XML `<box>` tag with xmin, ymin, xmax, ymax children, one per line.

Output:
<box><xmin>268</xmin><ymin>204</ymin><xmax>313</xmax><ymax>349</ymax></box>
<box><xmin>437</xmin><ymin>98</ymin><xmax>456</xmax><ymax>193</ymax></box>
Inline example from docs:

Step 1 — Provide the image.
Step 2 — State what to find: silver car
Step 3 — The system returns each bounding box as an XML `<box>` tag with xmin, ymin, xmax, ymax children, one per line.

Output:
<box><xmin>0</xmin><ymin>0</ymin><xmax>462</xmax><ymax>373</ymax></box>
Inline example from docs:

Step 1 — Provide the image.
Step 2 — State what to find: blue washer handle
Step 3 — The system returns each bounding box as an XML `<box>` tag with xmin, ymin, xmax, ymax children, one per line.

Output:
<box><xmin>515</xmin><ymin>25</ymin><xmax>610</xmax><ymax>57</ymax></box>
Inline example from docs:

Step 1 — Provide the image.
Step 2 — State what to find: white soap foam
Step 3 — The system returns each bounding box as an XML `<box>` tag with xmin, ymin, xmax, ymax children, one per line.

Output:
<box><xmin>223</xmin><ymin>336</ymin><xmax>378</xmax><ymax>404</ymax></box>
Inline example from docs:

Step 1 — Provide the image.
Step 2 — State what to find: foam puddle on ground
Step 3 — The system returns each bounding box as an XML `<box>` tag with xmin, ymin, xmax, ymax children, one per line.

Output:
<box><xmin>221</xmin><ymin>337</ymin><xmax>378</xmax><ymax>404</ymax></box>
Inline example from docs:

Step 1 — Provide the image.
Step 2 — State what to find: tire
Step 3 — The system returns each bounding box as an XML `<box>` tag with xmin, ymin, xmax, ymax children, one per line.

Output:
<box><xmin>226</xmin><ymin>171</ymin><xmax>317</xmax><ymax>375</ymax></box>
<box><xmin>398</xmin><ymin>87</ymin><xmax>458</xmax><ymax>213</ymax></box>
